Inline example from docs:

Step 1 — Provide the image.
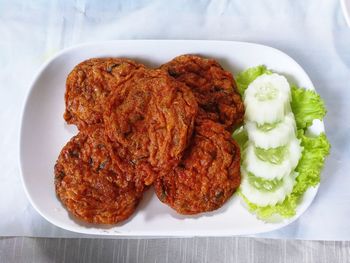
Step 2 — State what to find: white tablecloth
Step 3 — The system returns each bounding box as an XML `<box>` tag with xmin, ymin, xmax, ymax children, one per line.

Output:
<box><xmin>0</xmin><ymin>0</ymin><xmax>349</xmax><ymax>240</ymax></box>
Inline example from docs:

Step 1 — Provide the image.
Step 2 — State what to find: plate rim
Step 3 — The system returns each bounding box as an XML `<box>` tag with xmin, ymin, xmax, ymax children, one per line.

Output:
<box><xmin>19</xmin><ymin>39</ymin><xmax>324</xmax><ymax>236</ymax></box>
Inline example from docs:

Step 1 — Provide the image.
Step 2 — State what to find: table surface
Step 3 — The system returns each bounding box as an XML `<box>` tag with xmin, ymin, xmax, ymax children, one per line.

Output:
<box><xmin>1</xmin><ymin>0</ymin><xmax>350</xmax><ymax>260</ymax></box>
<box><xmin>0</xmin><ymin>237</ymin><xmax>349</xmax><ymax>263</ymax></box>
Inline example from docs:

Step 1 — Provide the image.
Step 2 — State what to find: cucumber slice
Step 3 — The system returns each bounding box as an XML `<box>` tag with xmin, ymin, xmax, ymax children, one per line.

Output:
<box><xmin>247</xmin><ymin>171</ymin><xmax>284</xmax><ymax>192</ymax></box>
<box><xmin>288</xmin><ymin>137</ymin><xmax>303</xmax><ymax>169</ymax></box>
<box><xmin>246</xmin><ymin>112</ymin><xmax>296</xmax><ymax>149</ymax></box>
<box><xmin>244</xmin><ymin>73</ymin><xmax>291</xmax><ymax>124</ymax></box>
<box><xmin>256</xmin><ymin>122</ymin><xmax>279</xmax><ymax>132</ymax></box>
<box><xmin>243</xmin><ymin>143</ymin><xmax>292</xmax><ymax>180</ymax></box>
<box><xmin>255</xmin><ymin>146</ymin><xmax>287</xmax><ymax>165</ymax></box>
<box><xmin>243</xmin><ymin>138</ymin><xmax>302</xmax><ymax>180</ymax></box>
<box><xmin>240</xmin><ymin>169</ymin><xmax>297</xmax><ymax>207</ymax></box>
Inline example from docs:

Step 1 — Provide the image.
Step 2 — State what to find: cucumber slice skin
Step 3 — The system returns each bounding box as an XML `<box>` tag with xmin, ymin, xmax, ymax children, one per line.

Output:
<box><xmin>245</xmin><ymin>112</ymin><xmax>297</xmax><ymax>149</ymax></box>
<box><xmin>240</xmin><ymin>169</ymin><xmax>297</xmax><ymax>207</ymax></box>
<box><xmin>243</xmin><ymin>138</ymin><xmax>302</xmax><ymax>180</ymax></box>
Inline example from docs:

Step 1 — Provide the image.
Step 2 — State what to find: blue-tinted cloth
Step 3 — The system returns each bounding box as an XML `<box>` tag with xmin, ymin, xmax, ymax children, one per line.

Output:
<box><xmin>0</xmin><ymin>0</ymin><xmax>349</xmax><ymax>240</ymax></box>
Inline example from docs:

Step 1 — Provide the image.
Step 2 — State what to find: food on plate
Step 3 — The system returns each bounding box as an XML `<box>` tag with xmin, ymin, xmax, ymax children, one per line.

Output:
<box><xmin>64</xmin><ymin>58</ymin><xmax>144</xmax><ymax>129</ymax></box>
<box><xmin>103</xmin><ymin>69</ymin><xmax>198</xmax><ymax>184</ymax></box>
<box><xmin>240</xmin><ymin>169</ymin><xmax>297</xmax><ymax>207</ymax></box>
<box><xmin>243</xmin><ymin>73</ymin><xmax>291</xmax><ymax>125</ymax></box>
<box><xmin>161</xmin><ymin>54</ymin><xmax>244</xmax><ymax>131</ymax></box>
<box><xmin>245</xmin><ymin>112</ymin><xmax>296</xmax><ymax>149</ymax></box>
<box><xmin>59</xmin><ymin>55</ymin><xmax>242</xmax><ymax>224</ymax></box>
<box><xmin>54</xmin><ymin>127</ymin><xmax>145</xmax><ymax>224</ymax></box>
<box><xmin>290</xmin><ymin>84</ymin><xmax>327</xmax><ymax>129</ymax></box>
<box><xmin>57</xmin><ymin>54</ymin><xmax>329</xmax><ymax>225</ymax></box>
<box><xmin>154</xmin><ymin>120</ymin><xmax>241</xmax><ymax>215</ymax></box>
<box><xmin>234</xmin><ymin>66</ymin><xmax>330</xmax><ymax>221</ymax></box>
<box><xmin>240</xmin><ymin>72</ymin><xmax>302</xmax><ymax>213</ymax></box>
<box><xmin>243</xmin><ymin>138</ymin><xmax>302</xmax><ymax>180</ymax></box>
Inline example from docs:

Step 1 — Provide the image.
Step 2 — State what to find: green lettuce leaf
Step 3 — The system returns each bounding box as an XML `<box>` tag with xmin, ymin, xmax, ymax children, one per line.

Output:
<box><xmin>236</xmin><ymin>65</ymin><xmax>271</xmax><ymax>96</ymax></box>
<box><xmin>293</xmin><ymin>131</ymin><xmax>331</xmax><ymax>191</ymax></box>
<box><xmin>232</xmin><ymin>126</ymin><xmax>248</xmax><ymax>149</ymax></box>
<box><xmin>240</xmin><ymin>131</ymin><xmax>330</xmax><ymax>220</ymax></box>
<box><xmin>291</xmin><ymin>84</ymin><xmax>327</xmax><ymax>129</ymax></box>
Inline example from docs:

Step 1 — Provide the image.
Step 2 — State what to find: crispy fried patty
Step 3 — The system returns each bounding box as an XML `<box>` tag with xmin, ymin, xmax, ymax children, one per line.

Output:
<box><xmin>161</xmin><ymin>54</ymin><xmax>244</xmax><ymax>131</ymax></box>
<box><xmin>64</xmin><ymin>58</ymin><xmax>144</xmax><ymax>129</ymax></box>
<box><xmin>154</xmin><ymin>120</ymin><xmax>241</xmax><ymax>215</ymax></box>
<box><xmin>54</xmin><ymin>127</ymin><xmax>145</xmax><ymax>224</ymax></box>
<box><xmin>104</xmin><ymin>69</ymin><xmax>198</xmax><ymax>184</ymax></box>
<box><xmin>57</xmin><ymin>55</ymin><xmax>244</xmax><ymax>223</ymax></box>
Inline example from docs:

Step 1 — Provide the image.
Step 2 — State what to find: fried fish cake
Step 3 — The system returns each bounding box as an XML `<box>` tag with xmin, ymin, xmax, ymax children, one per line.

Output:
<box><xmin>64</xmin><ymin>58</ymin><xmax>145</xmax><ymax>129</ymax></box>
<box><xmin>54</xmin><ymin>127</ymin><xmax>145</xmax><ymax>224</ymax></box>
<box><xmin>154</xmin><ymin>120</ymin><xmax>241</xmax><ymax>215</ymax></box>
<box><xmin>104</xmin><ymin>69</ymin><xmax>198</xmax><ymax>184</ymax></box>
<box><xmin>161</xmin><ymin>54</ymin><xmax>244</xmax><ymax>131</ymax></box>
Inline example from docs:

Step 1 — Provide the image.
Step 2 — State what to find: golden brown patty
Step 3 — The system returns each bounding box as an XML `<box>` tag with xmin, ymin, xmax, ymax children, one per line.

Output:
<box><xmin>103</xmin><ymin>69</ymin><xmax>198</xmax><ymax>184</ymax></box>
<box><xmin>64</xmin><ymin>58</ymin><xmax>145</xmax><ymax>129</ymax></box>
<box><xmin>154</xmin><ymin>120</ymin><xmax>241</xmax><ymax>215</ymax></box>
<box><xmin>161</xmin><ymin>54</ymin><xmax>244</xmax><ymax>131</ymax></box>
<box><xmin>54</xmin><ymin>127</ymin><xmax>145</xmax><ymax>224</ymax></box>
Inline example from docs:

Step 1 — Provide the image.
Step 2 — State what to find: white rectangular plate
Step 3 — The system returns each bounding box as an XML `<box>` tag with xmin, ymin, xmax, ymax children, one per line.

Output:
<box><xmin>20</xmin><ymin>40</ymin><xmax>322</xmax><ymax>236</ymax></box>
